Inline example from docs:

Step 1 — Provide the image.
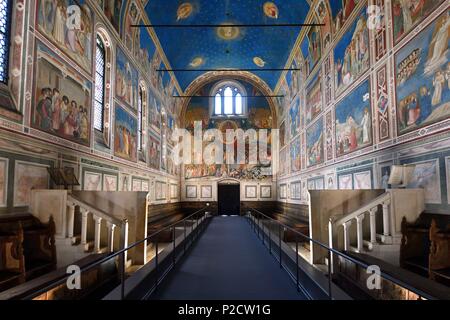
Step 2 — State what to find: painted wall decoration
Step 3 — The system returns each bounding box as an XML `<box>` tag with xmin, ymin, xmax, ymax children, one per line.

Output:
<box><xmin>330</xmin><ymin>0</ymin><xmax>361</xmax><ymax>35</ymax></box>
<box><xmin>279</xmin><ymin>147</ymin><xmax>288</xmax><ymax>176</ymax></box>
<box><xmin>301</xmin><ymin>22</ymin><xmax>322</xmax><ymax>75</ymax></box>
<box><xmin>334</xmin><ymin>8</ymin><xmax>369</xmax><ymax>96</ymax></box>
<box><xmin>245</xmin><ymin>185</ymin><xmax>257</xmax><ymax>199</ymax></box>
<box><xmin>132</xmin><ymin>178</ymin><xmax>142</xmax><ymax>191</ymax></box>
<box><xmin>392</xmin><ymin>0</ymin><xmax>444</xmax><ymax>44</ymax></box>
<box><xmin>148</xmin><ymin>133</ymin><xmax>161</xmax><ymax>170</ymax></box>
<box><xmin>306</xmin><ymin>117</ymin><xmax>324</xmax><ymax>167</ymax></box>
<box><xmin>395</xmin><ymin>11</ymin><xmax>450</xmax><ymax>135</ymax></box>
<box><xmin>0</xmin><ymin>158</ymin><xmax>8</xmax><ymax>207</ymax></box>
<box><xmin>33</xmin><ymin>43</ymin><xmax>91</xmax><ymax>146</ymax></box>
<box><xmin>305</xmin><ymin>70</ymin><xmax>323</xmax><ymax>126</ymax></box>
<box><xmin>280</xmin><ymin>121</ymin><xmax>287</xmax><ymax>148</ymax></box>
<box><xmin>101</xmin><ymin>0</ymin><xmax>124</xmax><ymax>33</ymax></box>
<box><xmin>315</xmin><ymin>0</ymin><xmax>332</xmax><ymax>49</ymax></box>
<box><xmin>114</xmin><ymin>105</ymin><xmax>138</xmax><ymax>162</ymax></box>
<box><xmin>326</xmin><ymin>173</ymin><xmax>335</xmax><ymax>189</ymax></box>
<box><xmin>170</xmin><ymin>184</ymin><xmax>178</xmax><ymax>199</ymax></box>
<box><xmin>84</xmin><ymin>171</ymin><xmax>102</xmax><ymax>191</ymax></box>
<box><xmin>120</xmin><ymin>173</ymin><xmax>130</xmax><ymax>191</ymax></box>
<box><xmin>289</xmin><ymin>98</ymin><xmax>300</xmax><ymax>137</ymax></box>
<box><xmin>36</xmin><ymin>0</ymin><xmax>93</xmax><ymax>73</ymax></box>
<box><xmin>307</xmin><ymin>176</ymin><xmax>325</xmax><ymax>190</ymax></box>
<box><xmin>116</xmin><ymin>47</ymin><xmax>138</xmax><ymax>111</ymax></box>
<box><xmin>338</xmin><ymin>173</ymin><xmax>353</xmax><ymax>189</ymax></box>
<box><xmin>406</xmin><ymin>159</ymin><xmax>441</xmax><ymax>204</ymax></box>
<box><xmin>260</xmin><ymin>185</ymin><xmax>272</xmax><ymax>199</ymax></box>
<box><xmin>14</xmin><ymin>161</ymin><xmax>49</xmax><ymax>206</ymax></box>
<box><xmin>335</xmin><ymin>80</ymin><xmax>372</xmax><ymax>157</ymax></box>
<box><xmin>156</xmin><ymin>181</ymin><xmax>166</xmax><ymax>200</ymax></box>
<box><xmin>290</xmin><ymin>181</ymin><xmax>301</xmax><ymax>199</ymax></box>
<box><xmin>138</xmin><ymin>24</ymin><xmax>157</xmax><ymax>75</ymax></box>
<box><xmin>290</xmin><ymin>136</ymin><xmax>301</xmax><ymax>172</ymax></box>
<box><xmin>149</xmin><ymin>90</ymin><xmax>162</xmax><ymax>132</ymax></box>
<box><xmin>103</xmin><ymin>174</ymin><xmax>118</xmax><ymax>191</ymax></box>
<box><xmin>186</xmin><ymin>185</ymin><xmax>197</xmax><ymax>199</ymax></box>
<box><xmin>200</xmin><ymin>185</ymin><xmax>212</xmax><ymax>198</ymax></box>
<box><xmin>354</xmin><ymin>171</ymin><xmax>372</xmax><ymax>189</ymax></box>
<box><xmin>279</xmin><ymin>184</ymin><xmax>287</xmax><ymax>199</ymax></box>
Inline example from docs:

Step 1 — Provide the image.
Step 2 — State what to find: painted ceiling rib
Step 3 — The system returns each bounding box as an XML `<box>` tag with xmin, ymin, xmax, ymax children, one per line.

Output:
<box><xmin>173</xmin><ymin>95</ymin><xmax>285</xmax><ymax>98</ymax></box>
<box><xmin>157</xmin><ymin>68</ymin><xmax>302</xmax><ymax>72</ymax></box>
<box><xmin>131</xmin><ymin>23</ymin><xmax>325</xmax><ymax>28</ymax></box>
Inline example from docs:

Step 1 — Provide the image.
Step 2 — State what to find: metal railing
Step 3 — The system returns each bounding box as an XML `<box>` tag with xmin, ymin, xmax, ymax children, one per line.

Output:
<box><xmin>21</xmin><ymin>207</ymin><xmax>209</xmax><ymax>300</ymax></box>
<box><xmin>246</xmin><ymin>208</ymin><xmax>436</xmax><ymax>300</ymax></box>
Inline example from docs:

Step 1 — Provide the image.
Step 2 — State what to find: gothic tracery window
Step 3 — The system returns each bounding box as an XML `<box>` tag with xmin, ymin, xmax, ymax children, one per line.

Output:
<box><xmin>94</xmin><ymin>35</ymin><xmax>106</xmax><ymax>132</ymax></box>
<box><xmin>212</xmin><ymin>81</ymin><xmax>247</xmax><ymax>117</ymax></box>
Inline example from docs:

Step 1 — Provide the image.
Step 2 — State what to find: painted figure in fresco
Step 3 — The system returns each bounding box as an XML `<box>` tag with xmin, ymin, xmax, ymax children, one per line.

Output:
<box><xmin>36</xmin><ymin>88</ymin><xmax>53</xmax><ymax>130</ymax></box>
<box><xmin>360</xmin><ymin>108</ymin><xmax>370</xmax><ymax>144</ymax></box>
<box><xmin>53</xmin><ymin>0</ymin><xmax>66</xmax><ymax>45</ymax></box>
<box><xmin>51</xmin><ymin>88</ymin><xmax>62</xmax><ymax>131</ymax></box>
<box><xmin>426</xmin><ymin>12</ymin><xmax>450</xmax><ymax>74</ymax></box>
<box><xmin>432</xmin><ymin>71</ymin><xmax>446</xmax><ymax>106</ymax></box>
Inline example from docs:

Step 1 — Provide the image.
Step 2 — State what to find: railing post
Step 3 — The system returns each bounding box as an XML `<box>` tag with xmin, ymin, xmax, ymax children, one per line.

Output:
<box><xmin>93</xmin><ymin>216</ymin><xmax>102</xmax><ymax>253</ymax></box>
<box><xmin>382</xmin><ymin>200</ymin><xmax>390</xmax><ymax>237</ymax></box>
<box><xmin>328</xmin><ymin>250</ymin><xmax>332</xmax><ymax>300</ymax></box>
<box><xmin>328</xmin><ymin>219</ymin><xmax>334</xmax><ymax>271</ymax></box>
<box><xmin>173</xmin><ymin>225</ymin><xmax>176</xmax><ymax>265</ymax></box>
<box><xmin>67</xmin><ymin>204</ymin><xmax>75</xmax><ymax>239</ymax></box>
<box><xmin>121</xmin><ymin>220</ymin><xmax>129</xmax><ymax>263</ymax></box>
<box><xmin>155</xmin><ymin>237</ymin><xmax>159</xmax><ymax>291</ymax></box>
<box><xmin>81</xmin><ymin>210</ymin><xmax>89</xmax><ymax>250</ymax></box>
<box><xmin>296</xmin><ymin>236</ymin><xmax>299</xmax><ymax>292</ymax></box>
<box><xmin>369</xmin><ymin>208</ymin><xmax>377</xmax><ymax>244</ymax></box>
<box><xmin>279</xmin><ymin>224</ymin><xmax>282</xmax><ymax>268</ymax></box>
<box><xmin>343</xmin><ymin>221</ymin><xmax>352</xmax><ymax>251</ymax></box>
<box><xmin>107</xmin><ymin>221</ymin><xmax>116</xmax><ymax>253</ymax></box>
<box><xmin>356</xmin><ymin>215</ymin><xmax>364</xmax><ymax>253</ymax></box>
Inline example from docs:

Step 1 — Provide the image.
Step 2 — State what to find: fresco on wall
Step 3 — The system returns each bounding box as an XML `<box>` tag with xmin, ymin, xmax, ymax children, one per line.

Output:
<box><xmin>114</xmin><ymin>105</ymin><xmax>137</xmax><ymax>162</ymax></box>
<box><xmin>149</xmin><ymin>134</ymin><xmax>161</xmax><ymax>170</ymax></box>
<box><xmin>13</xmin><ymin>162</ymin><xmax>49</xmax><ymax>207</ymax></box>
<box><xmin>406</xmin><ymin>159</ymin><xmax>441</xmax><ymax>204</ymax></box>
<box><xmin>289</xmin><ymin>98</ymin><xmax>300</xmax><ymax>137</ymax></box>
<box><xmin>149</xmin><ymin>90</ymin><xmax>162</xmax><ymax>132</ymax></box>
<box><xmin>354</xmin><ymin>171</ymin><xmax>372</xmax><ymax>189</ymax></box>
<box><xmin>392</xmin><ymin>0</ymin><xmax>444</xmax><ymax>44</ymax></box>
<box><xmin>330</xmin><ymin>0</ymin><xmax>361</xmax><ymax>35</ymax></box>
<box><xmin>280</xmin><ymin>121</ymin><xmax>286</xmax><ymax>148</ymax></box>
<box><xmin>103</xmin><ymin>174</ymin><xmax>118</xmax><ymax>191</ymax></box>
<box><xmin>306</xmin><ymin>117</ymin><xmax>324</xmax><ymax>167</ymax></box>
<box><xmin>301</xmin><ymin>22</ymin><xmax>322</xmax><ymax>76</ymax></box>
<box><xmin>33</xmin><ymin>43</ymin><xmax>91</xmax><ymax>146</ymax></box>
<box><xmin>124</xmin><ymin>2</ymin><xmax>139</xmax><ymax>53</ymax></box>
<box><xmin>138</xmin><ymin>26</ymin><xmax>156</xmax><ymax>75</ymax></box>
<box><xmin>116</xmin><ymin>47</ymin><xmax>138</xmax><ymax>111</ymax></box>
<box><xmin>287</xmin><ymin>59</ymin><xmax>300</xmax><ymax>100</ymax></box>
<box><xmin>102</xmin><ymin>0</ymin><xmax>124</xmax><ymax>33</ymax></box>
<box><xmin>334</xmin><ymin>9</ymin><xmax>369</xmax><ymax>96</ymax></box>
<box><xmin>305</xmin><ymin>70</ymin><xmax>323</xmax><ymax>126</ymax></box>
<box><xmin>166</xmin><ymin>114</ymin><xmax>176</xmax><ymax>146</ymax></box>
<box><xmin>36</xmin><ymin>0</ymin><xmax>93</xmax><ymax>73</ymax></box>
<box><xmin>279</xmin><ymin>148</ymin><xmax>288</xmax><ymax>176</ymax></box>
<box><xmin>335</xmin><ymin>80</ymin><xmax>372</xmax><ymax>157</ymax></box>
<box><xmin>315</xmin><ymin>0</ymin><xmax>332</xmax><ymax>49</ymax></box>
<box><xmin>0</xmin><ymin>159</ymin><xmax>6</xmax><ymax>206</ymax></box>
<box><xmin>83</xmin><ymin>171</ymin><xmax>101</xmax><ymax>190</ymax></box>
<box><xmin>395</xmin><ymin>11</ymin><xmax>450</xmax><ymax>135</ymax></box>
<box><xmin>338</xmin><ymin>174</ymin><xmax>353</xmax><ymax>189</ymax></box>
<box><xmin>290</xmin><ymin>136</ymin><xmax>301</xmax><ymax>172</ymax></box>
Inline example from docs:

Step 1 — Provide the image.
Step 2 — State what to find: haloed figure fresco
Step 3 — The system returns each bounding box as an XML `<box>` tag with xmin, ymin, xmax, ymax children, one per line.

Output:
<box><xmin>395</xmin><ymin>11</ymin><xmax>450</xmax><ymax>135</ymax></box>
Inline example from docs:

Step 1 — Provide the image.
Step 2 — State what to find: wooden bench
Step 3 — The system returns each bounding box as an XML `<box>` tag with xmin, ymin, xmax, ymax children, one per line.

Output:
<box><xmin>0</xmin><ymin>214</ymin><xmax>57</xmax><ymax>290</ymax></box>
<box><xmin>241</xmin><ymin>201</ymin><xmax>310</xmax><ymax>242</ymax></box>
<box><xmin>400</xmin><ymin>214</ymin><xmax>450</xmax><ymax>287</ymax></box>
<box><xmin>147</xmin><ymin>202</ymin><xmax>211</xmax><ymax>243</ymax></box>
<box><xmin>0</xmin><ymin>253</ymin><xmax>118</xmax><ymax>300</ymax></box>
<box><xmin>0</xmin><ymin>224</ymin><xmax>25</xmax><ymax>291</ymax></box>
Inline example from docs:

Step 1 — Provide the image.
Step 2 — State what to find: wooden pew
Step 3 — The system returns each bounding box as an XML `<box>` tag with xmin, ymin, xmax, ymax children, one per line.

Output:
<box><xmin>0</xmin><ymin>214</ymin><xmax>57</xmax><ymax>285</ymax></box>
<box><xmin>0</xmin><ymin>224</ymin><xmax>25</xmax><ymax>291</ymax></box>
<box><xmin>429</xmin><ymin>220</ymin><xmax>450</xmax><ymax>286</ymax></box>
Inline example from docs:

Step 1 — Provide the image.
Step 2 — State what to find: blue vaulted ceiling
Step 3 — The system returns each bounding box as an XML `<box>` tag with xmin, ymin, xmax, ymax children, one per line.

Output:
<box><xmin>145</xmin><ymin>1</ymin><xmax>311</xmax><ymax>91</ymax></box>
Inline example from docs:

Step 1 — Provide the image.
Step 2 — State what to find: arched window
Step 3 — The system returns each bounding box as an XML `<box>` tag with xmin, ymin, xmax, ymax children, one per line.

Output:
<box><xmin>94</xmin><ymin>35</ymin><xmax>106</xmax><ymax>132</ymax></box>
<box><xmin>211</xmin><ymin>81</ymin><xmax>247</xmax><ymax>117</ymax></box>
<box><xmin>0</xmin><ymin>0</ymin><xmax>12</xmax><ymax>84</ymax></box>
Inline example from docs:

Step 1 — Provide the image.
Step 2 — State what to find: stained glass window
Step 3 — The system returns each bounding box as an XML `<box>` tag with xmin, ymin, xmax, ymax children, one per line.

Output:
<box><xmin>94</xmin><ymin>35</ymin><xmax>106</xmax><ymax>132</ymax></box>
<box><xmin>0</xmin><ymin>0</ymin><xmax>12</xmax><ymax>84</ymax></box>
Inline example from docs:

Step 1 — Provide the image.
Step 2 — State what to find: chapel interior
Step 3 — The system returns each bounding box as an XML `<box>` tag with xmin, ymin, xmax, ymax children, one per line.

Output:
<box><xmin>0</xmin><ymin>0</ymin><xmax>449</xmax><ymax>301</ymax></box>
